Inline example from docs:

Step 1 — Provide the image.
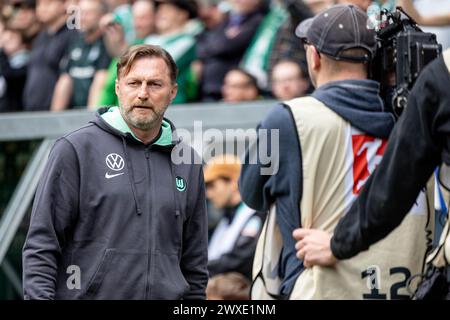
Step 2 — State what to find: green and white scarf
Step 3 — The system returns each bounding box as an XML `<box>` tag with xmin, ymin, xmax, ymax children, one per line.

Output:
<box><xmin>240</xmin><ymin>5</ymin><xmax>288</xmax><ymax>90</ymax></box>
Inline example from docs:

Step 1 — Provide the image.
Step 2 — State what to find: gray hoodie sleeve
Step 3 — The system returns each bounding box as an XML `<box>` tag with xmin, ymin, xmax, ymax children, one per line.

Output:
<box><xmin>180</xmin><ymin>166</ymin><xmax>209</xmax><ymax>299</ymax></box>
<box><xmin>22</xmin><ymin>138</ymin><xmax>79</xmax><ymax>300</ymax></box>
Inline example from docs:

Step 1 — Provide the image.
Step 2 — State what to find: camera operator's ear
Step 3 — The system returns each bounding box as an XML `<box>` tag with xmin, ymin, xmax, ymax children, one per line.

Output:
<box><xmin>310</xmin><ymin>46</ymin><xmax>321</xmax><ymax>71</ymax></box>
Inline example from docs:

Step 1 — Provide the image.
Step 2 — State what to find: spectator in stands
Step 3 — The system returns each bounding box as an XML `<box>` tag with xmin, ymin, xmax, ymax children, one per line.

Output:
<box><xmin>197</xmin><ymin>0</ymin><xmax>225</xmax><ymax>30</ymax></box>
<box><xmin>23</xmin><ymin>0</ymin><xmax>75</xmax><ymax>111</ymax></box>
<box><xmin>103</xmin><ymin>0</ymin><xmax>135</xmax><ymax>44</ymax></box>
<box><xmin>7</xmin><ymin>0</ymin><xmax>41</xmax><ymax>45</ymax></box>
<box><xmin>51</xmin><ymin>0</ymin><xmax>111</xmax><ymax>111</ymax></box>
<box><xmin>0</xmin><ymin>28</ymin><xmax>30</xmax><ymax>112</ymax></box>
<box><xmin>144</xmin><ymin>0</ymin><xmax>203</xmax><ymax>104</ymax></box>
<box><xmin>98</xmin><ymin>0</ymin><xmax>155</xmax><ymax>108</ymax></box>
<box><xmin>206</xmin><ymin>272</ymin><xmax>251</xmax><ymax>300</ymax></box>
<box><xmin>205</xmin><ymin>154</ymin><xmax>265</xmax><ymax>280</ymax></box>
<box><xmin>132</xmin><ymin>0</ymin><xmax>155</xmax><ymax>42</ymax></box>
<box><xmin>102</xmin><ymin>0</ymin><xmax>152</xmax><ymax>59</ymax></box>
<box><xmin>271</xmin><ymin>59</ymin><xmax>309</xmax><ymax>101</ymax></box>
<box><xmin>241</xmin><ymin>0</ymin><xmax>310</xmax><ymax>93</ymax></box>
<box><xmin>191</xmin><ymin>0</ymin><xmax>226</xmax><ymax>99</ymax></box>
<box><xmin>266</xmin><ymin>0</ymin><xmax>312</xmax><ymax>96</ymax></box>
<box><xmin>196</xmin><ymin>0</ymin><xmax>266</xmax><ymax>101</ymax></box>
<box><xmin>221</xmin><ymin>68</ymin><xmax>261</xmax><ymax>103</ymax></box>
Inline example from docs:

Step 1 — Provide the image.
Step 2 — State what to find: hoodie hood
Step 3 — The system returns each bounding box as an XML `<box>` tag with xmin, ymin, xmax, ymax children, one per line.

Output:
<box><xmin>92</xmin><ymin>106</ymin><xmax>178</xmax><ymax>147</ymax></box>
<box><xmin>312</xmin><ymin>79</ymin><xmax>395</xmax><ymax>139</ymax></box>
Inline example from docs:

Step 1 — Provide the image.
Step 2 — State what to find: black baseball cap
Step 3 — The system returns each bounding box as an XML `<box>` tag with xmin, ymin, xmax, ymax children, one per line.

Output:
<box><xmin>296</xmin><ymin>4</ymin><xmax>376</xmax><ymax>63</ymax></box>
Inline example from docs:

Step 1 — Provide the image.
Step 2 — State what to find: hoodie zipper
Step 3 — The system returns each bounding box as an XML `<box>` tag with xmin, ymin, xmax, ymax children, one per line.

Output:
<box><xmin>144</xmin><ymin>147</ymin><xmax>151</xmax><ymax>300</ymax></box>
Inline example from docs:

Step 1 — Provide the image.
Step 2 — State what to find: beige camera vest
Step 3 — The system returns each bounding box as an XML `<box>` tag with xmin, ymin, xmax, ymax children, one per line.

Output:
<box><xmin>252</xmin><ymin>96</ymin><xmax>434</xmax><ymax>300</ymax></box>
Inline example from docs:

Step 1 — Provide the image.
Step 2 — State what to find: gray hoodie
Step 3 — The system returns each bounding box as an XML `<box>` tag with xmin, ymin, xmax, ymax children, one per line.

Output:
<box><xmin>22</xmin><ymin>107</ymin><xmax>208</xmax><ymax>300</ymax></box>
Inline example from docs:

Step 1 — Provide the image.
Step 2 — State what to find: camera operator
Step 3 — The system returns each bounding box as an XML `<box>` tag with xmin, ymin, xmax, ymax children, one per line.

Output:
<box><xmin>294</xmin><ymin>49</ymin><xmax>450</xmax><ymax>299</ymax></box>
<box><xmin>240</xmin><ymin>4</ymin><xmax>433</xmax><ymax>299</ymax></box>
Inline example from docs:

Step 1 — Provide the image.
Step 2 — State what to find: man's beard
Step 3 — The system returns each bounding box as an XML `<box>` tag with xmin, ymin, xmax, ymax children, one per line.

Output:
<box><xmin>121</xmin><ymin>105</ymin><xmax>164</xmax><ymax>130</ymax></box>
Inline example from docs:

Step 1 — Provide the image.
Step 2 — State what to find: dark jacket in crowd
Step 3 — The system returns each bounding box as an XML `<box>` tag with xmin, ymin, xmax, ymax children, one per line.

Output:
<box><xmin>0</xmin><ymin>50</ymin><xmax>28</xmax><ymax>112</ymax></box>
<box><xmin>196</xmin><ymin>9</ymin><xmax>265</xmax><ymax>101</ymax></box>
<box><xmin>23</xmin><ymin>25</ymin><xmax>75</xmax><ymax>111</ymax></box>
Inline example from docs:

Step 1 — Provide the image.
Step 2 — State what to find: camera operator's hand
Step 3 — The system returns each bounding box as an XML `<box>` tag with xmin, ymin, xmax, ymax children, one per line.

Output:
<box><xmin>293</xmin><ymin>228</ymin><xmax>338</xmax><ymax>268</ymax></box>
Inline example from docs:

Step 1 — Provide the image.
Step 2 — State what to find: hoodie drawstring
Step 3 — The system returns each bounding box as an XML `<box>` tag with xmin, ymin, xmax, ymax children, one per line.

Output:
<box><xmin>121</xmin><ymin>137</ymin><xmax>143</xmax><ymax>215</ymax></box>
<box><xmin>169</xmin><ymin>162</ymin><xmax>182</xmax><ymax>219</ymax></box>
<box><xmin>169</xmin><ymin>161</ymin><xmax>183</xmax><ymax>259</ymax></box>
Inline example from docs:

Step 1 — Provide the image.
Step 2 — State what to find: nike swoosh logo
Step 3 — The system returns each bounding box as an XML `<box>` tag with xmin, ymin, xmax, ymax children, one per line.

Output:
<box><xmin>105</xmin><ymin>172</ymin><xmax>125</xmax><ymax>179</ymax></box>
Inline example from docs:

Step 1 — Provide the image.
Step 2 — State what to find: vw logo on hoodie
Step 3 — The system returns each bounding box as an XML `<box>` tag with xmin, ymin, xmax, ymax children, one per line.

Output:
<box><xmin>106</xmin><ymin>153</ymin><xmax>125</xmax><ymax>171</ymax></box>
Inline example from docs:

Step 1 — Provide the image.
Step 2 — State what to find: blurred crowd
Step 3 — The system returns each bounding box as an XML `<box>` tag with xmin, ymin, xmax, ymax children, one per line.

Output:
<box><xmin>1</xmin><ymin>0</ymin><xmax>447</xmax><ymax>114</ymax></box>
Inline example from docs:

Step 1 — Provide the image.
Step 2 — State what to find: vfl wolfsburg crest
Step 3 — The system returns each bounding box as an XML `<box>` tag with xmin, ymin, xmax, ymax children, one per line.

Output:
<box><xmin>175</xmin><ymin>176</ymin><xmax>186</xmax><ymax>192</ymax></box>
